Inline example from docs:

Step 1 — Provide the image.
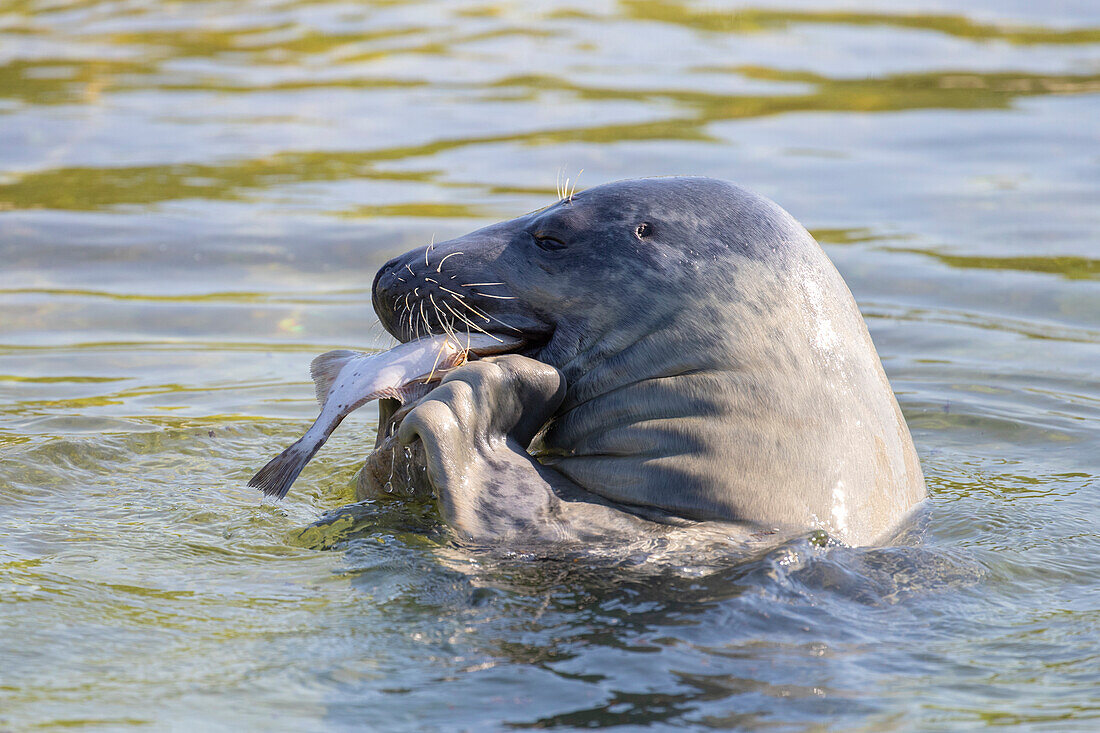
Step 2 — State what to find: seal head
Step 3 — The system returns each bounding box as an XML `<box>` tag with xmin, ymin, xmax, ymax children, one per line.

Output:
<box><xmin>371</xmin><ymin>177</ymin><xmax>925</xmax><ymax>546</ymax></box>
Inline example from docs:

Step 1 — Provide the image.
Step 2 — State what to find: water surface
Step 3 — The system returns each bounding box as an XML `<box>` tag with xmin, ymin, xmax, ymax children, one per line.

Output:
<box><xmin>1</xmin><ymin>0</ymin><xmax>1098</xmax><ymax>729</ymax></box>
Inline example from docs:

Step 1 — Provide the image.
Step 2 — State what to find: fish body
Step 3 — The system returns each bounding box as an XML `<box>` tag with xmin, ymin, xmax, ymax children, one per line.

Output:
<box><xmin>249</xmin><ymin>333</ymin><xmax>522</xmax><ymax>499</ymax></box>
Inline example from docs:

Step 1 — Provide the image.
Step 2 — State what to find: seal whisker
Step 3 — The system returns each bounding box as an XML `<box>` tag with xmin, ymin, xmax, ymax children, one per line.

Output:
<box><xmin>405</xmin><ymin>263</ymin><xmax>416</xmax><ymax>277</ymax></box>
<box><xmin>426</xmin><ymin>295</ymin><xmax>464</xmax><ymax>383</ymax></box>
<box><xmin>442</xmin><ymin>299</ymin><xmax>503</xmax><ymax>343</ymax></box>
<box><xmin>425</xmin><ymin>234</ymin><xmax>435</xmax><ymax>268</ymax></box>
<box><xmin>440</xmin><ymin>299</ymin><xmax>470</xmax><ymax>329</ymax></box>
<box><xmin>419</xmin><ymin>300</ymin><xmax>431</xmax><ymax>337</ymax></box>
<box><xmin>449</xmin><ymin>294</ymin><xmax>495</xmax><ymax>325</ymax></box>
<box><xmin>436</xmin><ymin>251</ymin><xmax>463</xmax><ymax>273</ymax></box>
<box><xmin>459</xmin><ymin>282</ymin><xmax>505</xmax><ymax>287</ymax></box>
<box><xmin>439</xmin><ymin>286</ymin><xmax>466</xmax><ymax>299</ymax></box>
<box><xmin>451</xmin><ymin>310</ymin><xmax>472</xmax><ymax>352</ymax></box>
<box><xmin>423</xmin><ymin>338</ymin><xmax>450</xmax><ymax>384</ymax></box>
<box><xmin>556</xmin><ymin>167</ymin><xmax>583</xmax><ymax>202</ymax></box>
<box><xmin>472</xmin><ymin>305</ymin><xmax>523</xmax><ymax>333</ymax></box>
<box><xmin>367</xmin><ymin>319</ymin><xmax>384</xmax><ymax>342</ymax></box>
<box><xmin>444</xmin><ymin>307</ymin><xmax>470</xmax><ymax>348</ymax></box>
<box><xmin>400</xmin><ymin>293</ymin><xmax>414</xmax><ymax>338</ymax></box>
<box><xmin>473</xmin><ymin>292</ymin><xmax>516</xmax><ymax>300</ymax></box>
<box><xmin>428</xmin><ymin>293</ymin><xmax>455</xmax><ymax>342</ymax></box>
<box><xmin>417</xmin><ymin>308</ymin><xmax>425</xmax><ymax>340</ymax></box>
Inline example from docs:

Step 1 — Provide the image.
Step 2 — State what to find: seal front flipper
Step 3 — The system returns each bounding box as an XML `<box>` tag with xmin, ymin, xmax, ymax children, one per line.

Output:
<box><xmin>395</xmin><ymin>355</ymin><xmax>564</xmax><ymax>539</ymax></box>
<box><xmin>393</xmin><ymin>355</ymin><xmax>658</xmax><ymax>544</ymax></box>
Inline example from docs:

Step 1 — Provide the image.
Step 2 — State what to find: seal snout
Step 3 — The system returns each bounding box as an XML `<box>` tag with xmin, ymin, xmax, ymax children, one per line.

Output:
<box><xmin>372</xmin><ymin>244</ymin><xmax>533</xmax><ymax>346</ymax></box>
<box><xmin>371</xmin><ymin>256</ymin><xmax>404</xmax><ymax>339</ymax></box>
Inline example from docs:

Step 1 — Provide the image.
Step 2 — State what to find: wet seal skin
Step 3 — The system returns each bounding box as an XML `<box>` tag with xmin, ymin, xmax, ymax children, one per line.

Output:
<box><xmin>360</xmin><ymin>177</ymin><xmax>926</xmax><ymax>549</ymax></box>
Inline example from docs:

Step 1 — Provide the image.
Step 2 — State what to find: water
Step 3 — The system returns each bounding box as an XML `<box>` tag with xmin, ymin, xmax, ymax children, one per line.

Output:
<box><xmin>1</xmin><ymin>0</ymin><xmax>1098</xmax><ymax>729</ymax></box>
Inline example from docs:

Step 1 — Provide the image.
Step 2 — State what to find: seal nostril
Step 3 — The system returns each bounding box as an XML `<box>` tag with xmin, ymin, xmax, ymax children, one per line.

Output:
<box><xmin>635</xmin><ymin>222</ymin><xmax>653</xmax><ymax>239</ymax></box>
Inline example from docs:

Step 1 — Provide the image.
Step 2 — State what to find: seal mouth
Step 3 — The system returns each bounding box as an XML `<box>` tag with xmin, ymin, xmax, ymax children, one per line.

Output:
<box><xmin>393</xmin><ymin>320</ymin><xmax>553</xmax><ymax>363</ymax></box>
<box><xmin>471</xmin><ymin>327</ymin><xmax>556</xmax><ymax>367</ymax></box>
<box><xmin>456</xmin><ymin>331</ymin><xmax>532</xmax><ymax>359</ymax></box>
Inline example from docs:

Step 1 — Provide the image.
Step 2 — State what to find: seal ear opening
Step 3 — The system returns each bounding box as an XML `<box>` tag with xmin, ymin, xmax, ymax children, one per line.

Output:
<box><xmin>309</xmin><ymin>350</ymin><xmax>357</xmax><ymax>405</ymax></box>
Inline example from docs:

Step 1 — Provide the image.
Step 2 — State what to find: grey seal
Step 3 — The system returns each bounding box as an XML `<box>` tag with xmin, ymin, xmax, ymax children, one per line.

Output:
<box><xmin>360</xmin><ymin>177</ymin><xmax>925</xmax><ymax>548</ymax></box>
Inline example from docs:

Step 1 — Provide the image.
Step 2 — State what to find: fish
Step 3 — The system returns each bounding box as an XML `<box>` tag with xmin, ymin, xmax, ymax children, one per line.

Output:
<box><xmin>249</xmin><ymin>333</ymin><xmax>523</xmax><ymax>499</ymax></box>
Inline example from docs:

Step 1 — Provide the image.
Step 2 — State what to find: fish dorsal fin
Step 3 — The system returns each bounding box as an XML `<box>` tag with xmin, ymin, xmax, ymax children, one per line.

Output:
<box><xmin>396</xmin><ymin>380</ymin><xmax>435</xmax><ymax>405</ymax></box>
<box><xmin>309</xmin><ymin>350</ymin><xmax>359</xmax><ymax>406</ymax></box>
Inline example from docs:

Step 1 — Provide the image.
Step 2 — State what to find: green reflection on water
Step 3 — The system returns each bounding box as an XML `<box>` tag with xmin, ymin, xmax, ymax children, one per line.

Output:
<box><xmin>892</xmin><ymin>249</ymin><xmax>1100</xmax><ymax>280</ymax></box>
<box><xmin>101</xmin><ymin>25</ymin><xmax>428</xmax><ymax>61</ymax></box>
<box><xmin>0</xmin><ymin>59</ymin><xmax>151</xmax><ymax>106</ymax></box>
<box><xmin>337</xmin><ymin>202</ymin><xmax>490</xmax><ymax>219</ymax></box>
<box><xmin>3</xmin><ymin>67</ymin><xmax>1099</xmax><ymax>212</ymax></box>
<box><xmin>496</xmin><ymin>67</ymin><xmax>1100</xmax><ymax>117</ymax></box>
<box><xmin>0</xmin><ymin>157</ymin><xmax>431</xmax><ymax>210</ymax></box>
<box><xmin>0</xmin><ymin>23</ymin><xmax>558</xmax><ymax>104</ymax></box>
<box><xmin>0</xmin><ymin>374</ymin><xmax>128</xmax><ymax>384</ymax></box>
<box><xmin>621</xmin><ymin>1</ymin><xmax>1100</xmax><ymax>45</ymax></box>
<box><xmin>809</xmin><ymin>228</ymin><xmax>898</xmax><ymax>245</ymax></box>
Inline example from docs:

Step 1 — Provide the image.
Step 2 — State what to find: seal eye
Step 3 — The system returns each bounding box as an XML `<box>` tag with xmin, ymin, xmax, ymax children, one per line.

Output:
<box><xmin>635</xmin><ymin>222</ymin><xmax>653</xmax><ymax>239</ymax></box>
<box><xmin>531</xmin><ymin>232</ymin><xmax>568</xmax><ymax>251</ymax></box>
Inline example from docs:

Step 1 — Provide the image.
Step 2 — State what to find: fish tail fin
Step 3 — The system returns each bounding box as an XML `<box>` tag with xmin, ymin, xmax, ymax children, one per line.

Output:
<box><xmin>309</xmin><ymin>350</ymin><xmax>358</xmax><ymax>405</ymax></box>
<box><xmin>247</xmin><ymin>438</ymin><xmax>322</xmax><ymax>499</ymax></box>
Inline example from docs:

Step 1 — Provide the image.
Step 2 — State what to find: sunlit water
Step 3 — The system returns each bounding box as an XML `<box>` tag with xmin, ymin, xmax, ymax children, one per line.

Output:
<box><xmin>1</xmin><ymin>0</ymin><xmax>1098</xmax><ymax>729</ymax></box>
